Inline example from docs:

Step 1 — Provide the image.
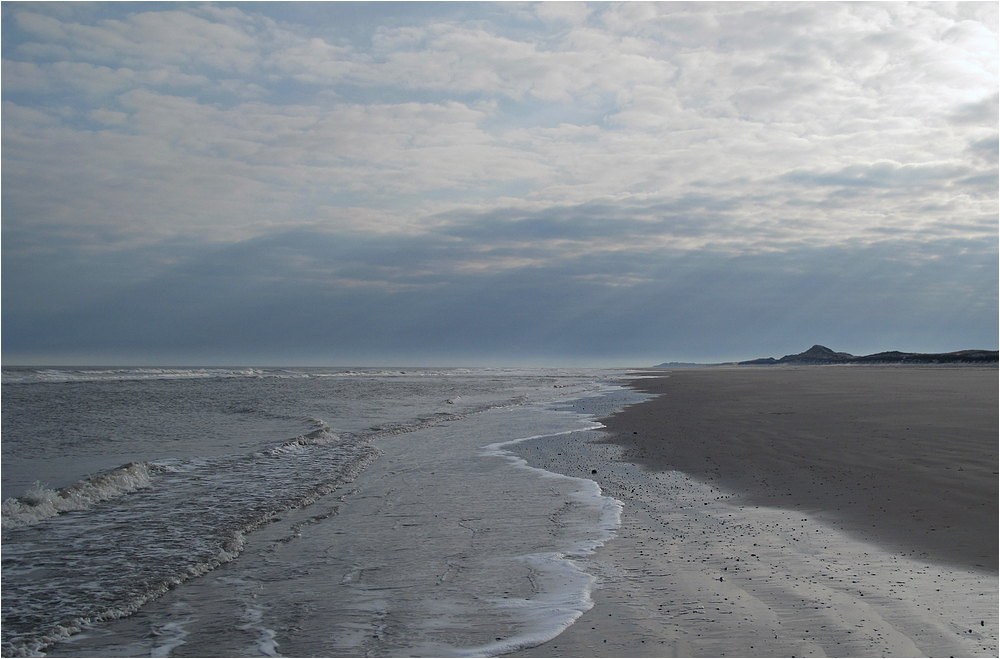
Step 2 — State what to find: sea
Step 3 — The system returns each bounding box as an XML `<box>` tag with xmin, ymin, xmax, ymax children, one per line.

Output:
<box><xmin>1</xmin><ymin>366</ymin><xmax>648</xmax><ymax>657</ymax></box>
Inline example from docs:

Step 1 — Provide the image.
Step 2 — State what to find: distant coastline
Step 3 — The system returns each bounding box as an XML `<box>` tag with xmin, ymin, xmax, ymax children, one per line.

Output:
<box><xmin>738</xmin><ymin>344</ymin><xmax>999</xmax><ymax>365</ymax></box>
<box><xmin>655</xmin><ymin>344</ymin><xmax>999</xmax><ymax>368</ymax></box>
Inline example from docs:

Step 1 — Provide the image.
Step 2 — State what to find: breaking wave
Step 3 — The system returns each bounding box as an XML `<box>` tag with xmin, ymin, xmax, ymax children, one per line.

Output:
<box><xmin>1</xmin><ymin>462</ymin><xmax>158</xmax><ymax>531</ymax></box>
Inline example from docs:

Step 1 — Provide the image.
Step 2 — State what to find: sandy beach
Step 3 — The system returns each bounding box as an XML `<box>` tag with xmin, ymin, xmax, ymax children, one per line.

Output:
<box><xmin>510</xmin><ymin>365</ymin><xmax>998</xmax><ymax>657</ymax></box>
<box><xmin>14</xmin><ymin>367</ymin><xmax>995</xmax><ymax>657</ymax></box>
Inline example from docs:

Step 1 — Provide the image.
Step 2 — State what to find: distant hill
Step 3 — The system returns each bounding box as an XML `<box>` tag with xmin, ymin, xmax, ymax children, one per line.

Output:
<box><xmin>739</xmin><ymin>344</ymin><xmax>999</xmax><ymax>365</ymax></box>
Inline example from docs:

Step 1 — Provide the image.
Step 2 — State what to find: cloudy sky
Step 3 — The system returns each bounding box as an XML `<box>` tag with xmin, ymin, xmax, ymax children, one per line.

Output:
<box><xmin>2</xmin><ymin>1</ymin><xmax>997</xmax><ymax>366</ymax></box>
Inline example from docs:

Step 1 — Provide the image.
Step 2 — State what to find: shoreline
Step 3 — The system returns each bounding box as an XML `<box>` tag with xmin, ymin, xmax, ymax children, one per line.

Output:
<box><xmin>37</xmin><ymin>379</ymin><xmax>638</xmax><ymax>658</ymax></box>
<box><xmin>507</xmin><ymin>366</ymin><xmax>998</xmax><ymax>657</ymax></box>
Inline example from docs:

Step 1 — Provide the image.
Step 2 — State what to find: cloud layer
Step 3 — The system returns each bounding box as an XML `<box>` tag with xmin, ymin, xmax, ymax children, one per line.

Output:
<box><xmin>3</xmin><ymin>2</ymin><xmax>997</xmax><ymax>364</ymax></box>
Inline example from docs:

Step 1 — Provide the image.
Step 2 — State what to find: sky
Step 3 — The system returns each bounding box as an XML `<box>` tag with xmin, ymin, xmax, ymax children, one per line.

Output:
<box><xmin>2</xmin><ymin>1</ymin><xmax>997</xmax><ymax>366</ymax></box>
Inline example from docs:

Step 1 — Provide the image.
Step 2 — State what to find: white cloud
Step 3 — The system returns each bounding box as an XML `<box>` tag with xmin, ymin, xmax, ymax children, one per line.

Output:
<box><xmin>88</xmin><ymin>108</ymin><xmax>128</xmax><ymax>125</ymax></box>
<box><xmin>1</xmin><ymin>2</ymin><xmax>996</xmax><ymax>257</ymax></box>
<box><xmin>13</xmin><ymin>8</ymin><xmax>263</xmax><ymax>71</ymax></box>
<box><xmin>1</xmin><ymin>58</ymin><xmax>211</xmax><ymax>96</ymax></box>
<box><xmin>534</xmin><ymin>2</ymin><xmax>593</xmax><ymax>27</ymax></box>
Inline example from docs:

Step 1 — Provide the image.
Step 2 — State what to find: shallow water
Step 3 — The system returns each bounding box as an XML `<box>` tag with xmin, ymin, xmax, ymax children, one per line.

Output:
<box><xmin>1</xmin><ymin>367</ymin><xmax>644</xmax><ymax>657</ymax></box>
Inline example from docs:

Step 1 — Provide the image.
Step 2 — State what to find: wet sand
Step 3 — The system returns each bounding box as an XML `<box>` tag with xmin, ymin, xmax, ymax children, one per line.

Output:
<box><xmin>509</xmin><ymin>365</ymin><xmax>998</xmax><ymax>657</ymax></box>
<box><xmin>604</xmin><ymin>365</ymin><xmax>998</xmax><ymax>572</ymax></box>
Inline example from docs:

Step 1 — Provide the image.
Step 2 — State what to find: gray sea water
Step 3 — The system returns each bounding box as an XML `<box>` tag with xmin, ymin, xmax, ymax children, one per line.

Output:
<box><xmin>1</xmin><ymin>366</ymin><xmax>646</xmax><ymax>657</ymax></box>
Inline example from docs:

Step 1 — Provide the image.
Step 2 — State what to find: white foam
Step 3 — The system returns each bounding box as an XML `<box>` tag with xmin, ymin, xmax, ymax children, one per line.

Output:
<box><xmin>149</xmin><ymin>620</ymin><xmax>191</xmax><ymax>658</ymax></box>
<box><xmin>416</xmin><ymin>424</ymin><xmax>624</xmax><ymax>656</ymax></box>
<box><xmin>1</xmin><ymin>367</ymin><xmax>267</xmax><ymax>384</ymax></box>
<box><xmin>237</xmin><ymin>606</ymin><xmax>281</xmax><ymax>658</ymax></box>
<box><xmin>1</xmin><ymin>462</ymin><xmax>156</xmax><ymax>530</ymax></box>
<box><xmin>480</xmin><ymin>423</ymin><xmax>622</xmax><ymax>554</ymax></box>
<box><xmin>446</xmin><ymin>552</ymin><xmax>599</xmax><ymax>657</ymax></box>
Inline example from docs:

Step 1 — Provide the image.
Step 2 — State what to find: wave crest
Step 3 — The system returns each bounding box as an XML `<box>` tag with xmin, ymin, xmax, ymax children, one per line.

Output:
<box><xmin>1</xmin><ymin>462</ymin><xmax>156</xmax><ymax>530</ymax></box>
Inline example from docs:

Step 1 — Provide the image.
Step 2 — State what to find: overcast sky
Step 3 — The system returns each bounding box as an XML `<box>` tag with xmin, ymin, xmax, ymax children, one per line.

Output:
<box><xmin>2</xmin><ymin>1</ymin><xmax>997</xmax><ymax>366</ymax></box>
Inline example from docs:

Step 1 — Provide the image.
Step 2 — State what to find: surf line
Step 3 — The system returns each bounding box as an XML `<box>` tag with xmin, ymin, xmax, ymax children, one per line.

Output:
<box><xmin>463</xmin><ymin>422</ymin><xmax>622</xmax><ymax>657</ymax></box>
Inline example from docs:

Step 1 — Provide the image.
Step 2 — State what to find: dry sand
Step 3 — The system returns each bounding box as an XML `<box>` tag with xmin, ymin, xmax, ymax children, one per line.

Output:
<box><xmin>608</xmin><ymin>365</ymin><xmax>998</xmax><ymax>571</ymax></box>
<box><xmin>509</xmin><ymin>365</ymin><xmax>997</xmax><ymax>657</ymax></box>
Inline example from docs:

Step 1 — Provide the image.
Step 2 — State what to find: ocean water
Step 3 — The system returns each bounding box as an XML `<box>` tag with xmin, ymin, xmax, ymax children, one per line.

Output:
<box><xmin>1</xmin><ymin>366</ymin><xmax>645</xmax><ymax>657</ymax></box>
